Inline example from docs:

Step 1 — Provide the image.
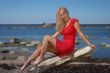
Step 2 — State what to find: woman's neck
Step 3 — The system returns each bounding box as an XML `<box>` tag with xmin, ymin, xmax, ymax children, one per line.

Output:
<box><xmin>65</xmin><ymin>17</ymin><xmax>70</xmax><ymax>23</ymax></box>
<box><xmin>66</xmin><ymin>17</ymin><xmax>71</xmax><ymax>22</ymax></box>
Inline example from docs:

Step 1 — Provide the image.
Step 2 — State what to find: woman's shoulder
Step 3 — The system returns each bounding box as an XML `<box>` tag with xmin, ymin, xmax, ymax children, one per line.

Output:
<box><xmin>70</xmin><ymin>17</ymin><xmax>79</xmax><ymax>25</ymax></box>
<box><xmin>71</xmin><ymin>17</ymin><xmax>79</xmax><ymax>22</ymax></box>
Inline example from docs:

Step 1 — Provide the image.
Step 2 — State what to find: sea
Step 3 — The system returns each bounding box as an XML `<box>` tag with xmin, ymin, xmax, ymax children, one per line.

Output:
<box><xmin>0</xmin><ymin>24</ymin><xmax>110</xmax><ymax>59</ymax></box>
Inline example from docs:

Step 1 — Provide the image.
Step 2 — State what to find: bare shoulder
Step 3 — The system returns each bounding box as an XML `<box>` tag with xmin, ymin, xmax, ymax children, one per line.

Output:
<box><xmin>74</xmin><ymin>21</ymin><xmax>80</xmax><ymax>29</ymax></box>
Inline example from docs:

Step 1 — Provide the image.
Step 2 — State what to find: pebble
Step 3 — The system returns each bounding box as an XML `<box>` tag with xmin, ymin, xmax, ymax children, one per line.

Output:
<box><xmin>9</xmin><ymin>51</ymin><xmax>16</xmax><ymax>55</ymax></box>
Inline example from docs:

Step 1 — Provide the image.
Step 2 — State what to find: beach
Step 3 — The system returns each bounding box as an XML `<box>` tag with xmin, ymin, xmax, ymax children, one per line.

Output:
<box><xmin>0</xmin><ymin>24</ymin><xmax>110</xmax><ymax>73</ymax></box>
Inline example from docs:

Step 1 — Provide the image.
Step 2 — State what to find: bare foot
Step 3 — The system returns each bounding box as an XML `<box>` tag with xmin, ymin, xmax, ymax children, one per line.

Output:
<box><xmin>32</xmin><ymin>57</ymin><xmax>44</xmax><ymax>65</ymax></box>
<box><xmin>20</xmin><ymin>62</ymin><xmax>30</xmax><ymax>71</ymax></box>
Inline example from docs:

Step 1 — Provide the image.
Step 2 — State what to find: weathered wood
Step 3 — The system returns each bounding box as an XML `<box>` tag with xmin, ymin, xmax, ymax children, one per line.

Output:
<box><xmin>27</xmin><ymin>46</ymin><xmax>93</xmax><ymax>73</ymax></box>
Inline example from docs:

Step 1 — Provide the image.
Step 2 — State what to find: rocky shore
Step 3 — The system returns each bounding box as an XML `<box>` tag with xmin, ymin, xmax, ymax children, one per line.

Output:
<box><xmin>0</xmin><ymin>46</ymin><xmax>110</xmax><ymax>73</ymax></box>
<box><xmin>0</xmin><ymin>38</ymin><xmax>110</xmax><ymax>73</ymax></box>
<box><xmin>0</xmin><ymin>57</ymin><xmax>110</xmax><ymax>73</ymax></box>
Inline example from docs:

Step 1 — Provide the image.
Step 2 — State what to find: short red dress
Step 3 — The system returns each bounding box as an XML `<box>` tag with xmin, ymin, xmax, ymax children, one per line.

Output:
<box><xmin>56</xmin><ymin>18</ymin><xmax>78</xmax><ymax>56</ymax></box>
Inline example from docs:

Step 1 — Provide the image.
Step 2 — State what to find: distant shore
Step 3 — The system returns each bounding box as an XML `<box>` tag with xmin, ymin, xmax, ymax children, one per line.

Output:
<box><xmin>0</xmin><ymin>23</ymin><xmax>110</xmax><ymax>29</ymax></box>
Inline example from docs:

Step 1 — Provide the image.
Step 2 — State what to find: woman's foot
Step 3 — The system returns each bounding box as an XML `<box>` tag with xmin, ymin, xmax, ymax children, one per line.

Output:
<box><xmin>29</xmin><ymin>57</ymin><xmax>44</xmax><ymax>71</ymax></box>
<box><xmin>32</xmin><ymin>57</ymin><xmax>44</xmax><ymax>65</ymax></box>
<box><xmin>20</xmin><ymin>62</ymin><xmax>30</xmax><ymax>71</ymax></box>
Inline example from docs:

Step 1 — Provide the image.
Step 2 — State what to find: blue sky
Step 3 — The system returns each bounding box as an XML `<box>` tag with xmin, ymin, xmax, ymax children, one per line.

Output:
<box><xmin>0</xmin><ymin>0</ymin><xmax>110</xmax><ymax>24</ymax></box>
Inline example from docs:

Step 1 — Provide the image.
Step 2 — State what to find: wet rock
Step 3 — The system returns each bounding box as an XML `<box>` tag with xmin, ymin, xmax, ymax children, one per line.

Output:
<box><xmin>105</xmin><ymin>44</ymin><xmax>110</xmax><ymax>48</ymax></box>
<box><xmin>1</xmin><ymin>50</ymin><xmax>10</xmax><ymax>53</ymax></box>
<box><xmin>75</xmin><ymin>41</ymin><xmax>81</xmax><ymax>45</ymax></box>
<box><xmin>0</xmin><ymin>42</ymin><xmax>5</xmax><ymax>47</ymax></box>
<box><xmin>101</xmin><ymin>42</ymin><xmax>110</xmax><ymax>48</ymax></box>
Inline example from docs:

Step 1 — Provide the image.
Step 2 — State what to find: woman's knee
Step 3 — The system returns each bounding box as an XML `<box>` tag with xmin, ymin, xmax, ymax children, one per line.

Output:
<box><xmin>43</xmin><ymin>35</ymin><xmax>51</xmax><ymax>41</ymax></box>
<box><xmin>43</xmin><ymin>35</ymin><xmax>56</xmax><ymax>47</ymax></box>
<box><xmin>37</xmin><ymin>45</ymin><xmax>43</xmax><ymax>53</ymax></box>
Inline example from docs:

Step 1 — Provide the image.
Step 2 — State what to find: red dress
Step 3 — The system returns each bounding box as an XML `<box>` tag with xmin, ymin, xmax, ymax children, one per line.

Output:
<box><xmin>56</xmin><ymin>18</ymin><xmax>78</xmax><ymax>56</ymax></box>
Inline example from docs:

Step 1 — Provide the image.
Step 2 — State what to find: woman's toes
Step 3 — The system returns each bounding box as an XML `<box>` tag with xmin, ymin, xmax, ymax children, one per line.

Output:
<box><xmin>32</xmin><ymin>57</ymin><xmax>44</xmax><ymax>65</ymax></box>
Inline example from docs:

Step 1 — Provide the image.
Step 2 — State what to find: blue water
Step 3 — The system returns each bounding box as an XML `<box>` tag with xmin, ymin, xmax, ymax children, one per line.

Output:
<box><xmin>0</xmin><ymin>24</ymin><xmax>110</xmax><ymax>58</ymax></box>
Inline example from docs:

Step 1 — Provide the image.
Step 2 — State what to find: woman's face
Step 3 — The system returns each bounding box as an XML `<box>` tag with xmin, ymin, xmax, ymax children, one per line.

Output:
<box><xmin>59</xmin><ymin>9</ymin><xmax>69</xmax><ymax>21</ymax></box>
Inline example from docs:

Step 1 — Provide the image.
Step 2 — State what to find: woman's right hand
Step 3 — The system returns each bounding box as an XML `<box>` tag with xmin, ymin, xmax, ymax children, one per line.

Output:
<box><xmin>89</xmin><ymin>44</ymin><xmax>96</xmax><ymax>50</ymax></box>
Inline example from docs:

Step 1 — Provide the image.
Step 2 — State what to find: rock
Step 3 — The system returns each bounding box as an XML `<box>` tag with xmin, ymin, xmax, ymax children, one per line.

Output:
<box><xmin>28</xmin><ymin>46</ymin><xmax>93</xmax><ymax>73</ymax></box>
<box><xmin>9</xmin><ymin>51</ymin><xmax>16</xmax><ymax>55</ymax></box>
<box><xmin>101</xmin><ymin>42</ymin><xmax>106</xmax><ymax>45</ymax></box>
<box><xmin>0</xmin><ymin>42</ymin><xmax>4</xmax><ymax>44</ymax></box>
<box><xmin>0</xmin><ymin>59</ymin><xmax>14</xmax><ymax>65</ymax></box>
<box><xmin>0</xmin><ymin>42</ymin><xmax>5</xmax><ymax>47</ymax></box>
<box><xmin>20</xmin><ymin>48</ymin><xmax>29</xmax><ymax>52</ymax></box>
<box><xmin>42</xmin><ymin>62</ymin><xmax>110</xmax><ymax>73</ymax></box>
<box><xmin>3</xmin><ymin>55</ymin><xmax>17</xmax><ymax>60</ymax></box>
<box><xmin>25</xmin><ymin>43</ymin><xmax>35</xmax><ymax>47</ymax></box>
<box><xmin>10</xmin><ymin>38</ymin><xmax>22</xmax><ymax>44</ymax></box>
<box><xmin>0</xmin><ymin>55</ymin><xmax>4</xmax><ymax>60</ymax></box>
<box><xmin>30</xmin><ymin>41</ymin><xmax>40</xmax><ymax>45</ymax></box>
<box><xmin>44</xmin><ymin>52</ymin><xmax>56</xmax><ymax>58</ymax></box>
<box><xmin>1</xmin><ymin>50</ymin><xmax>10</xmax><ymax>53</ymax></box>
<box><xmin>75</xmin><ymin>41</ymin><xmax>81</xmax><ymax>45</ymax></box>
<box><xmin>105</xmin><ymin>44</ymin><xmax>110</xmax><ymax>48</ymax></box>
<box><xmin>13</xmin><ymin>56</ymin><xmax>27</xmax><ymax>65</ymax></box>
<box><xmin>101</xmin><ymin>43</ymin><xmax>110</xmax><ymax>48</ymax></box>
<box><xmin>19</xmin><ymin>41</ymin><xmax>28</xmax><ymax>45</ymax></box>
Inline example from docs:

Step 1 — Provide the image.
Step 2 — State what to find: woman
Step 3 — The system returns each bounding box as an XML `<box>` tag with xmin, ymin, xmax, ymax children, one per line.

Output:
<box><xmin>20</xmin><ymin>7</ymin><xmax>96</xmax><ymax>71</ymax></box>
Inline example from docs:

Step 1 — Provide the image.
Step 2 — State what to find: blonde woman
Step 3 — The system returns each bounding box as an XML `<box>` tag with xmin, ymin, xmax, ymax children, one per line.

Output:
<box><xmin>20</xmin><ymin>7</ymin><xmax>96</xmax><ymax>71</ymax></box>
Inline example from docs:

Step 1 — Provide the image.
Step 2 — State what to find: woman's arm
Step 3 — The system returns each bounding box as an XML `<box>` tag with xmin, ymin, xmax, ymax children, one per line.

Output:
<box><xmin>74</xmin><ymin>22</ymin><xmax>96</xmax><ymax>49</ymax></box>
<box><xmin>52</xmin><ymin>31</ymin><xmax>60</xmax><ymax>38</ymax></box>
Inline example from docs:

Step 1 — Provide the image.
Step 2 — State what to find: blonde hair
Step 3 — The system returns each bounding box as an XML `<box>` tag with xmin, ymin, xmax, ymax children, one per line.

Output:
<box><xmin>56</xmin><ymin>7</ymin><xmax>69</xmax><ymax>31</ymax></box>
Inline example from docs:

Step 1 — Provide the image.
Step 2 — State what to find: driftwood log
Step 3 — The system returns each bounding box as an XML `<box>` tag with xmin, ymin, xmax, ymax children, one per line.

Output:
<box><xmin>26</xmin><ymin>46</ymin><xmax>93</xmax><ymax>73</ymax></box>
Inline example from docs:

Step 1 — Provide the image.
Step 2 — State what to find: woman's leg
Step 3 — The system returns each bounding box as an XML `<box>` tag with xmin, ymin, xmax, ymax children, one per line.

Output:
<box><xmin>20</xmin><ymin>44</ymin><xmax>42</xmax><ymax>71</ymax></box>
<box><xmin>32</xmin><ymin>35</ymin><xmax>57</xmax><ymax>65</ymax></box>
<box><xmin>21</xmin><ymin>35</ymin><xmax>57</xmax><ymax>70</ymax></box>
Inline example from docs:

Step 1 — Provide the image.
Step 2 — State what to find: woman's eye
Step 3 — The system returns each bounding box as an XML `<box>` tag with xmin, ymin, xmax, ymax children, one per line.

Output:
<box><xmin>60</xmin><ymin>13</ymin><xmax>65</xmax><ymax>17</ymax></box>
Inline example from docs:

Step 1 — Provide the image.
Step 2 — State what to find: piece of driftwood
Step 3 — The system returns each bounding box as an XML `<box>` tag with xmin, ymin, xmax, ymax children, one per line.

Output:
<box><xmin>26</xmin><ymin>46</ymin><xmax>93</xmax><ymax>73</ymax></box>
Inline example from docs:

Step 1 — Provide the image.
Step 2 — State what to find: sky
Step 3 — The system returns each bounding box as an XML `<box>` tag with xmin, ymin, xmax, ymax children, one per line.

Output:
<box><xmin>0</xmin><ymin>0</ymin><xmax>110</xmax><ymax>24</ymax></box>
